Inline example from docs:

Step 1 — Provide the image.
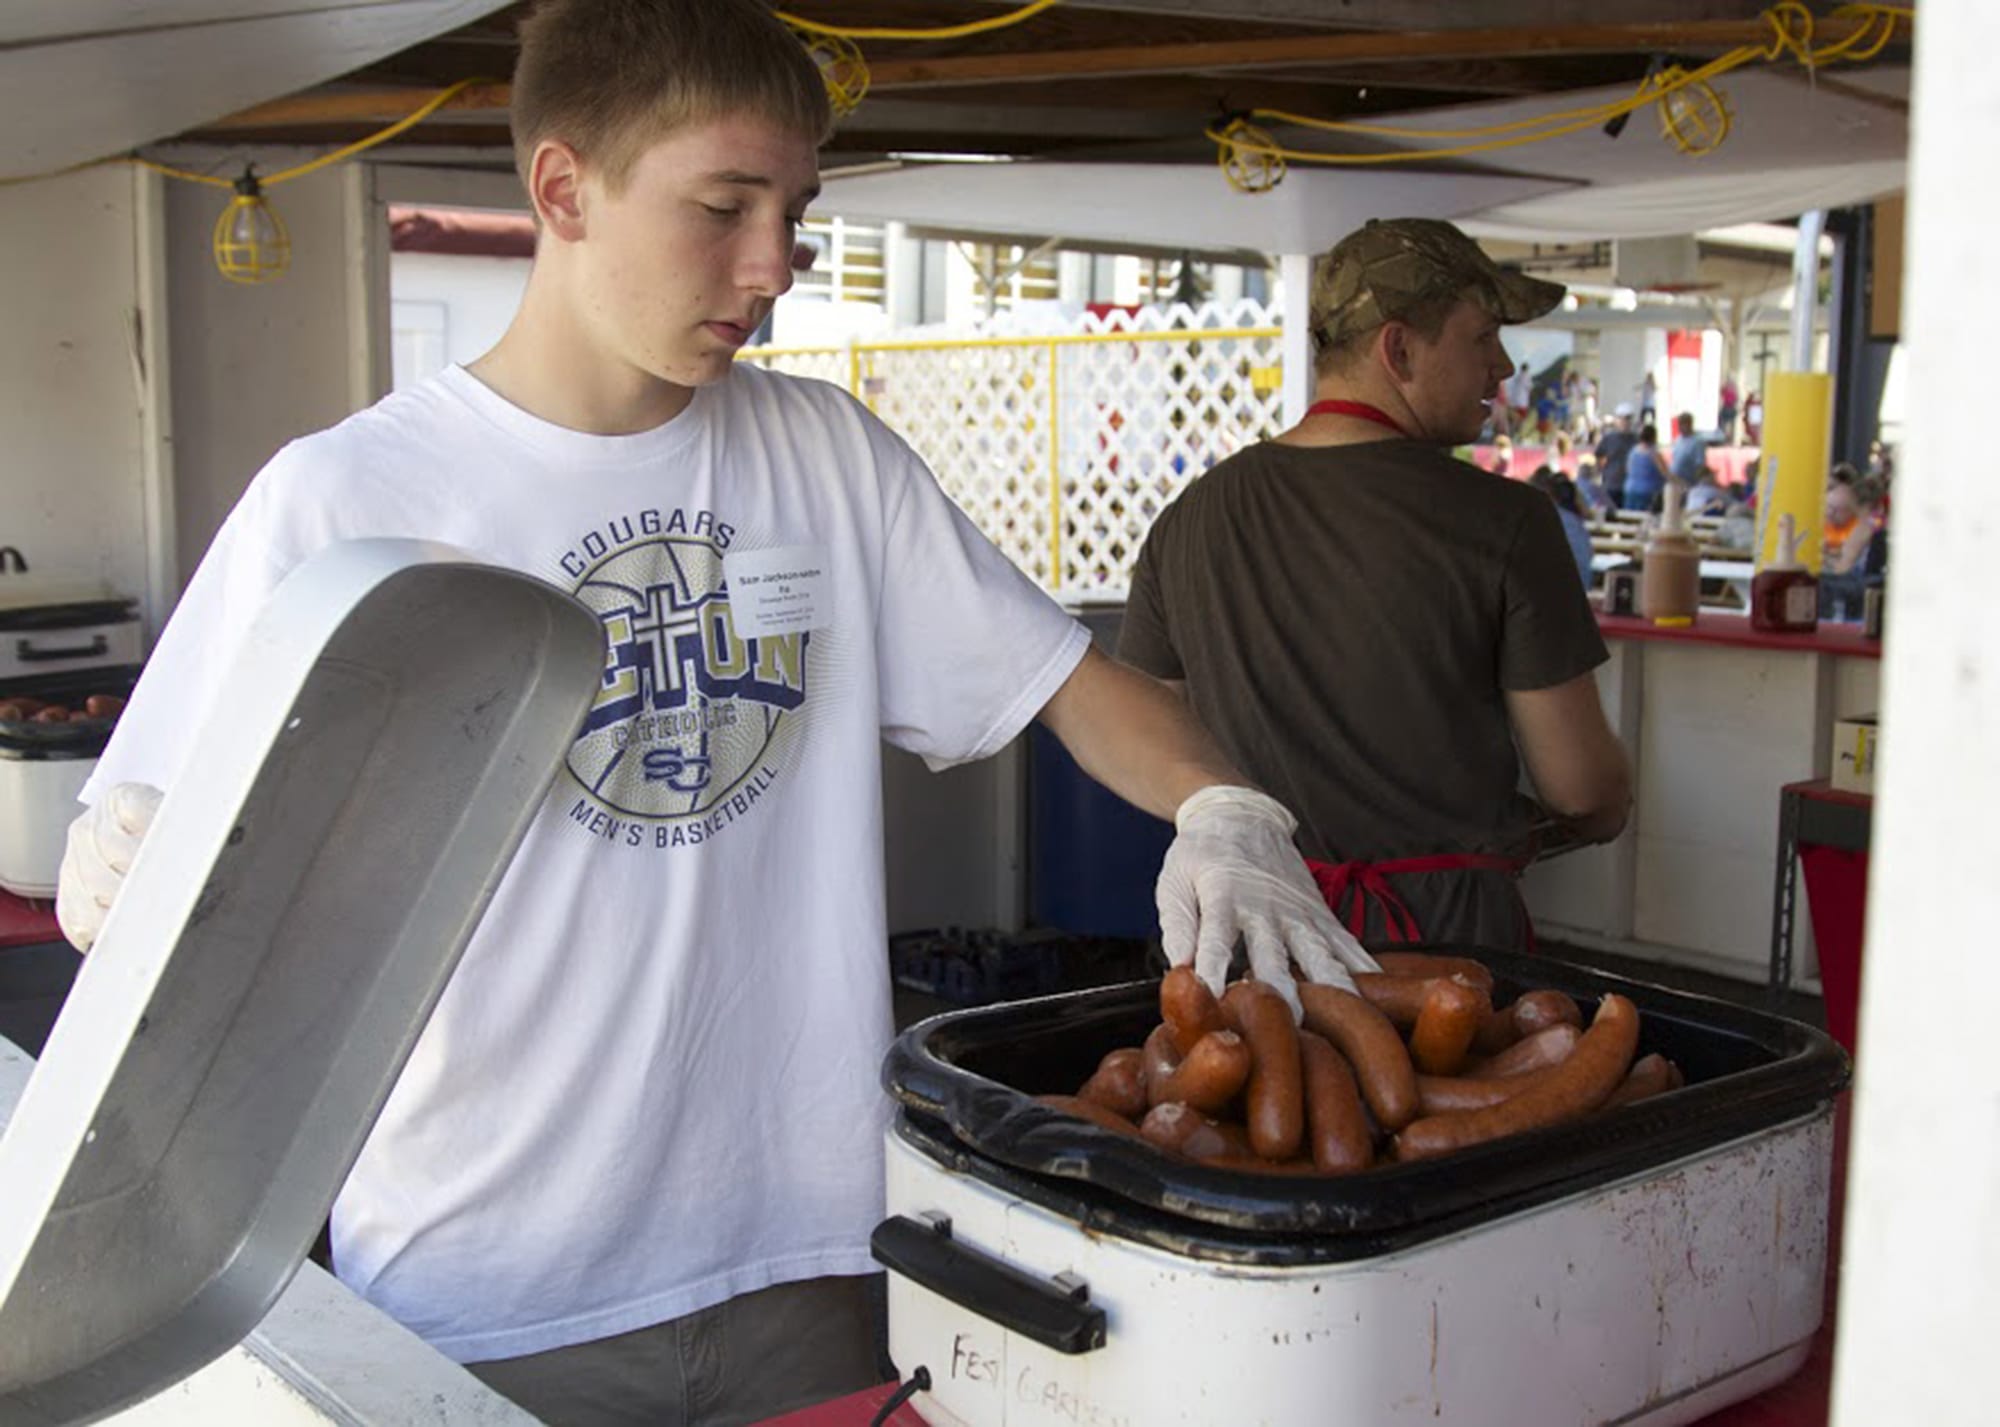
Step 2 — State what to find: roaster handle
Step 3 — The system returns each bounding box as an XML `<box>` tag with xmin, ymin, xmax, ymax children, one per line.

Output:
<box><xmin>871</xmin><ymin>1212</ymin><xmax>1107</xmax><ymax>1355</ymax></box>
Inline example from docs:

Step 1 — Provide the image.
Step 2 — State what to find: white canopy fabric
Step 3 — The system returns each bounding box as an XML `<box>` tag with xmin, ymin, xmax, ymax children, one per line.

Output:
<box><xmin>0</xmin><ymin>1</ymin><xmax>514</xmax><ymax>182</ymax></box>
<box><xmin>819</xmin><ymin>164</ymin><xmax>1571</xmax><ymax>255</ymax></box>
<box><xmin>823</xmin><ymin>65</ymin><xmax>1910</xmax><ymax>252</ymax></box>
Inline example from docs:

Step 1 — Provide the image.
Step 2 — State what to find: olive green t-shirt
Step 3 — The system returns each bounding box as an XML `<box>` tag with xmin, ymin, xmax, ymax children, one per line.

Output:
<box><xmin>1118</xmin><ymin>437</ymin><xmax>1608</xmax><ymax>949</ymax></box>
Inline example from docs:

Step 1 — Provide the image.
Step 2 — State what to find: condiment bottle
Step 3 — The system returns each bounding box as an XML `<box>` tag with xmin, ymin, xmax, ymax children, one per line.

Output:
<box><xmin>1640</xmin><ymin>482</ymin><xmax>1700</xmax><ymax>623</ymax></box>
<box><xmin>1750</xmin><ymin>513</ymin><xmax>1820</xmax><ymax>633</ymax></box>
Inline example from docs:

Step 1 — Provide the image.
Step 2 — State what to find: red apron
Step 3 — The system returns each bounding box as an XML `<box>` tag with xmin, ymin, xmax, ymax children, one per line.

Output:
<box><xmin>1306</xmin><ymin>852</ymin><xmax>1534</xmax><ymax>951</ymax></box>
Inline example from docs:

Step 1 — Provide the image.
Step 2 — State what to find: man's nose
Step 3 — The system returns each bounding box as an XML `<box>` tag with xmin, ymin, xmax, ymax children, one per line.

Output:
<box><xmin>743</xmin><ymin>234</ymin><xmax>796</xmax><ymax>298</ymax></box>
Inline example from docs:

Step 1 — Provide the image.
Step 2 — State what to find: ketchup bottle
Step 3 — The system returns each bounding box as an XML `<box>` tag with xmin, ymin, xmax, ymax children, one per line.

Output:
<box><xmin>1750</xmin><ymin>513</ymin><xmax>1819</xmax><ymax>633</ymax></box>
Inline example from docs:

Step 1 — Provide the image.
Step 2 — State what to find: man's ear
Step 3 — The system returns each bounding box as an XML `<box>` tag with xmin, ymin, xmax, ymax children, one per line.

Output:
<box><xmin>1378</xmin><ymin>321</ymin><xmax>1415</xmax><ymax>384</ymax></box>
<box><xmin>528</xmin><ymin>139</ymin><xmax>588</xmax><ymax>242</ymax></box>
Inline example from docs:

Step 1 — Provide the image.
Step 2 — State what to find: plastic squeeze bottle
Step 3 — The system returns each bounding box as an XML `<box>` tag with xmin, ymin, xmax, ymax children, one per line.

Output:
<box><xmin>1749</xmin><ymin>513</ymin><xmax>1820</xmax><ymax>633</ymax></box>
<box><xmin>1640</xmin><ymin>481</ymin><xmax>1701</xmax><ymax>623</ymax></box>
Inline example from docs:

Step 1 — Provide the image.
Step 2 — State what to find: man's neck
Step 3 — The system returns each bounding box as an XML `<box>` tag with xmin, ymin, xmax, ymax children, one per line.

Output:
<box><xmin>468</xmin><ymin>270</ymin><xmax>695</xmax><ymax>436</ymax></box>
<box><xmin>1276</xmin><ymin>381</ymin><xmax>1425</xmax><ymax>448</ymax></box>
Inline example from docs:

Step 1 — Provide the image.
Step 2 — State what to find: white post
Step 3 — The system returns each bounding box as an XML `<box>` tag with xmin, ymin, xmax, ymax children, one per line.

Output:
<box><xmin>1789</xmin><ymin>209</ymin><xmax>1826</xmax><ymax>373</ymax></box>
<box><xmin>1829</xmin><ymin>5</ymin><xmax>2000</xmax><ymax>1425</ymax></box>
<box><xmin>1279</xmin><ymin>251</ymin><xmax>1313</xmax><ymax>427</ymax></box>
<box><xmin>131</xmin><ymin>163</ymin><xmax>178</xmax><ymax>633</ymax></box>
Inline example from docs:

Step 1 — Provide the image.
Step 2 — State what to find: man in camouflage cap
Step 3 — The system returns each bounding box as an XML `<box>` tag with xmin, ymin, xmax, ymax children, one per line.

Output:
<box><xmin>1307</xmin><ymin>217</ymin><xmax>1566</xmax><ymax>446</ymax></box>
<box><xmin>1313</xmin><ymin>217</ymin><xmax>1565</xmax><ymax>353</ymax></box>
<box><xmin>1119</xmin><ymin>216</ymin><xmax>1629</xmax><ymax>953</ymax></box>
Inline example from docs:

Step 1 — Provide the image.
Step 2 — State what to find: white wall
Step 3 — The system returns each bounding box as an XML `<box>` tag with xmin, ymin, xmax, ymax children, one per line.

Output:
<box><xmin>389</xmin><ymin>250</ymin><xmax>530</xmax><ymax>388</ymax></box>
<box><xmin>0</xmin><ymin>165</ymin><xmax>171</xmax><ymax>630</ymax></box>
<box><xmin>164</xmin><ymin>154</ymin><xmax>383</xmax><ymax>588</ymax></box>
<box><xmin>1597</xmin><ymin>327</ymin><xmax>1651</xmax><ymax>420</ymax></box>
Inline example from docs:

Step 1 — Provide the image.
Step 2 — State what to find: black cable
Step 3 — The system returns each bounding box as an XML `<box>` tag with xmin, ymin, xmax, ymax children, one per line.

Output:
<box><xmin>869</xmin><ymin>1365</ymin><xmax>931</xmax><ymax>1426</ymax></box>
<box><xmin>1605</xmin><ymin>53</ymin><xmax>1669</xmax><ymax>139</ymax></box>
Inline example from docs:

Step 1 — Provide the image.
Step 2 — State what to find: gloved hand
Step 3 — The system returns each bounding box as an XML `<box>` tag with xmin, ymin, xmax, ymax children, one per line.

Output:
<box><xmin>56</xmin><ymin>782</ymin><xmax>164</xmax><ymax>952</ymax></box>
<box><xmin>1156</xmin><ymin>785</ymin><xmax>1381</xmax><ymax>1020</ymax></box>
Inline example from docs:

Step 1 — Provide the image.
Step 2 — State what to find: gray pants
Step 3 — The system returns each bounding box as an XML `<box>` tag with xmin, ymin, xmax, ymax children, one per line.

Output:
<box><xmin>466</xmin><ymin>1274</ymin><xmax>885</xmax><ymax>1427</ymax></box>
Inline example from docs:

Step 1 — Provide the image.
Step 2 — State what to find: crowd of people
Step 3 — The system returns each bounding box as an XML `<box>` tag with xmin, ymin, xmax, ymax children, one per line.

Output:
<box><xmin>1506</xmin><ymin>383</ymin><xmax>1896</xmax><ymax>622</ymax></box>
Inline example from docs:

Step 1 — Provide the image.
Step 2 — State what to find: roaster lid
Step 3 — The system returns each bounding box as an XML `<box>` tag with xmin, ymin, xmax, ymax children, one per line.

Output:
<box><xmin>0</xmin><ymin>539</ymin><xmax>606</xmax><ymax>1425</ymax></box>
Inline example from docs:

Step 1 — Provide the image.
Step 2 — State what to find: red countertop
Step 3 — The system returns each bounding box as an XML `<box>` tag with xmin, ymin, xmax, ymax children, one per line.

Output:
<box><xmin>1597</xmin><ymin>610</ymin><xmax>1882</xmax><ymax>659</ymax></box>
<box><xmin>0</xmin><ymin>889</ymin><xmax>60</xmax><ymax>950</ymax></box>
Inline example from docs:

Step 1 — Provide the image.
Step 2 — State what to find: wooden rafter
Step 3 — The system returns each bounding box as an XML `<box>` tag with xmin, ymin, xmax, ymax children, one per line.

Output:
<box><xmin>862</xmin><ymin>17</ymin><xmax>1906</xmax><ymax>90</ymax></box>
<box><xmin>186</xmin><ymin>13</ymin><xmax>1906</xmax><ymax>143</ymax></box>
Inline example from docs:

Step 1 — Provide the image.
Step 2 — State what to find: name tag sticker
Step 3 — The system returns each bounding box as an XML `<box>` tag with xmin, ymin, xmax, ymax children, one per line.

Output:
<box><xmin>724</xmin><ymin>545</ymin><xmax>831</xmax><ymax>637</ymax></box>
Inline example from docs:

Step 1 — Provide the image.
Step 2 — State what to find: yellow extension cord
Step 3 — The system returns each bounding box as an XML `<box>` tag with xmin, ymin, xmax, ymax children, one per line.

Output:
<box><xmin>1208</xmin><ymin>2</ymin><xmax>1913</xmax><ymax>190</ymax></box>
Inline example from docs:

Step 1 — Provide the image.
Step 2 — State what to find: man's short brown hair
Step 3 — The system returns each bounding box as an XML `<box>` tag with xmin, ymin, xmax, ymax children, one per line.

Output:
<box><xmin>1312</xmin><ymin>294</ymin><xmax>1457</xmax><ymax>377</ymax></box>
<box><xmin>511</xmin><ymin>0</ymin><xmax>833</xmax><ymax>193</ymax></box>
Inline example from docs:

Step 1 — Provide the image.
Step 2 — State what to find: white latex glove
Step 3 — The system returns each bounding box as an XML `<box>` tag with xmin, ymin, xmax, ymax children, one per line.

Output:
<box><xmin>56</xmin><ymin>782</ymin><xmax>164</xmax><ymax>952</ymax></box>
<box><xmin>1156</xmin><ymin>785</ymin><xmax>1381</xmax><ymax>1020</ymax></box>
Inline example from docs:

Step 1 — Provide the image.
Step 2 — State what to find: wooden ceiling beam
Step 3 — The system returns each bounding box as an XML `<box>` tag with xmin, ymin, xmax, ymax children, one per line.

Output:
<box><xmin>192</xmin><ymin>13</ymin><xmax>1904</xmax><ymax>134</ymax></box>
<box><xmin>863</xmin><ymin>17</ymin><xmax>1908</xmax><ymax>90</ymax></box>
<box><xmin>195</xmin><ymin>83</ymin><xmax>514</xmax><ymax>133</ymax></box>
<box><xmin>1018</xmin><ymin>0</ymin><xmax>1780</xmax><ymax>27</ymax></box>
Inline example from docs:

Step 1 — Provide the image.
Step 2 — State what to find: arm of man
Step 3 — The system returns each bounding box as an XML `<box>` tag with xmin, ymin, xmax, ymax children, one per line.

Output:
<box><xmin>1506</xmin><ymin>673</ymin><xmax>1632</xmax><ymax>844</ymax></box>
<box><xmin>1037</xmin><ymin>646</ymin><xmax>1236</xmax><ymax>819</ymax></box>
<box><xmin>1037</xmin><ymin>647</ymin><xmax>1379</xmax><ymax>1010</ymax></box>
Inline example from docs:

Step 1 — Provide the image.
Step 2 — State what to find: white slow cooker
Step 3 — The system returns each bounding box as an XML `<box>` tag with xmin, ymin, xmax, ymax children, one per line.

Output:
<box><xmin>0</xmin><ymin>583</ymin><xmax>145</xmax><ymax>899</ymax></box>
<box><xmin>875</xmin><ymin>955</ymin><xmax>1847</xmax><ymax>1427</ymax></box>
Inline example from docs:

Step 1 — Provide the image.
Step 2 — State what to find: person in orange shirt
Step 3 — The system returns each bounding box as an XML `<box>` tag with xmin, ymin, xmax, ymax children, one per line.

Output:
<box><xmin>1824</xmin><ymin>467</ymin><xmax>1864</xmax><ymax>568</ymax></box>
<box><xmin>1826</xmin><ymin>476</ymin><xmax>1886</xmax><ymax>575</ymax></box>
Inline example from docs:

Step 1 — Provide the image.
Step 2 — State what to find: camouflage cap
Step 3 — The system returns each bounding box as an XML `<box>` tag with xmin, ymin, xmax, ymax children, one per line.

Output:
<box><xmin>1310</xmin><ymin>217</ymin><xmax>1565</xmax><ymax>350</ymax></box>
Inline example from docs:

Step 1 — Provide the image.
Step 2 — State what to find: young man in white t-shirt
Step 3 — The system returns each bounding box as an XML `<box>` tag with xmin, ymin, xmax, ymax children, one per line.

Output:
<box><xmin>54</xmin><ymin>2</ymin><xmax>1378</xmax><ymax>1422</ymax></box>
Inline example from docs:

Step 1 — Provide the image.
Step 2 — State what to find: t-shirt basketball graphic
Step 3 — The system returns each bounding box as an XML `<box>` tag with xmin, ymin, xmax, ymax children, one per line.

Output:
<box><xmin>561</xmin><ymin>512</ymin><xmax>810</xmax><ymax>848</ymax></box>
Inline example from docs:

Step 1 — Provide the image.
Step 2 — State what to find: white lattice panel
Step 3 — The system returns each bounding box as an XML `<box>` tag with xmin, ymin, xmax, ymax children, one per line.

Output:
<box><xmin>740</xmin><ymin>300</ymin><xmax>1283</xmax><ymax>598</ymax></box>
<box><xmin>862</xmin><ymin>342</ymin><xmax>1058</xmax><ymax>588</ymax></box>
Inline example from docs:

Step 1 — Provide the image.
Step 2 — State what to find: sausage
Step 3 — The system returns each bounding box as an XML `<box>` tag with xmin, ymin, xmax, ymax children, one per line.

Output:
<box><xmin>1392</xmin><ymin>994</ymin><xmax>1642</xmax><ymax>1161</ymax></box>
<box><xmin>1354</xmin><ymin>972</ymin><xmax>1431</xmax><ymax>1029</ymax></box>
<box><xmin>1473</xmin><ymin>989</ymin><xmax>1587</xmax><ymax>1055</ymax></box>
<box><xmin>1142</xmin><ymin>1024</ymin><xmax>1182</xmax><ymax>1106</ymax></box>
<box><xmin>1355</xmin><ymin>971</ymin><xmax>1482</xmax><ymax>1030</ymax></box>
<box><xmin>1139</xmin><ymin>1102</ymin><xmax>1253</xmax><ymax>1160</ymax></box>
<box><xmin>1077</xmin><ymin>1047</ymin><xmax>1148</xmax><ymax>1120</ymax></box>
<box><xmin>1298</xmin><ymin>1031</ymin><xmax>1373</xmax><ymax>1173</ymax></box>
<box><xmin>1465</xmin><ymin>1023</ymin><xmax>1581</xmax><ymax>1079</ymax></box>
<box><xmin>1409</xmin><ymin>978</ymin><xmax>1489</xmax><ymax>1076</ymax></box>
<box><xmin>31</xmin><ymin>706</ymin><xmax>70</xmax><ymax>723</ymax></box>
<box><xmin>1147</xmin><ymin>1029</ymin><xmax>1252</xmax><ymax>1115</ymax></box>
<box><xmin>1297</xmin><ymin>982</ymin><xmax>1419</xmax><ymax>1132</ymax></box>
<box><xmin>1220</xmin><ymin>980</ymin><xmax>1306</xmax><ymax>1161</ymax></box>
<box><xmin>1472</xmin><ymin>1004</ymin><xmax>1525</xmax><ymax>1056</ymax></box>
<box><xmin>83</xmin><ymin>694</ymin><xmax>127</xmax><ymax>719</ymax></box>
<box><xmin>0</xmin><ymin>702</ymin><xmax>22</xmax><ymax>723</ymax></box>
<box><xmin>1511</xmin><ymin>990</ymin><xmax>1583</xmax><ymax>1039</ymax></box>
<box><xmin>1598</xmin><ymin>1053</ymin><xmax>1683</xmax><ymax>1112</ymax></box>
<box><xmin>1034</xmin><ymin>1094</ymin><xmax>1144</xmax><ymax>1138</ymax></box>
<box><xmin>1370</xmin><ymin>952</ymin><xmax>1495</xmax><ymax>996</ymax></box>
<box><xmin>1416</xmin><ymin>1072</ymin><xmax>1535</xmax><ymax>1115</ymax></box>
<box><xmin>1160</xmin><ymin>966</ymin><xmax>1228</xmax><ymax>1056</ymax></box>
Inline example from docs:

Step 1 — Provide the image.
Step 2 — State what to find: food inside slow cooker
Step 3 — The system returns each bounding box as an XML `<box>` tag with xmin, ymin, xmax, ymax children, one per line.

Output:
<box><xmin>0</xmin><ymin>694</ymin><xmax>126</xmax><ymax>724</ymax></box>
<box><xmin>1040</xmin><ymin>958</ymin><xmax>1683</xmax><ymax>1175</ymax></box>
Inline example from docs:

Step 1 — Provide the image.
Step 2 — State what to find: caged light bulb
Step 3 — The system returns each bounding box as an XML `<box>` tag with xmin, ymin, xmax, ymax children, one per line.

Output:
<box><xmin>212</xmin><ymin>168</ymin><xmax>291</xmax><ymax>284</ymax></box>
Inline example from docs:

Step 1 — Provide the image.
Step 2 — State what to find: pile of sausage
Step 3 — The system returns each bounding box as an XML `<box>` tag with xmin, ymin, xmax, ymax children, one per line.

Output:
<box><xmin>0</xmin><ymin>694</ymin><xmax>125</xmax><ymax>725</ymax></box>
<box><xmin>1037</xmin><ymin>953</ymin><xmax>1685</xmax><ymax>1174</ymax></box>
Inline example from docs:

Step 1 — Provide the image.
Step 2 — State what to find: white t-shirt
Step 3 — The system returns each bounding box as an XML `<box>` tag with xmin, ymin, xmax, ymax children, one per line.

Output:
<box><xmin>85</xmin><ymin>363</ymin><xmax>1090</xmax><ymax>1362</ymax></box>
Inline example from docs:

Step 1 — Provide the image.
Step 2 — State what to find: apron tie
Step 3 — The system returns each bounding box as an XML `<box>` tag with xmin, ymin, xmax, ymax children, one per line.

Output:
<box><xmin>1308</xmin><ymin>852</ymin><xmax>1533</xmax><ymax>950</ymax></box>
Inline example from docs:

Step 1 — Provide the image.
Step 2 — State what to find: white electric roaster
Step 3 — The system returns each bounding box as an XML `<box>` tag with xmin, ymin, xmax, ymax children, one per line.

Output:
<box><xmin>876</xmin><ymin>959</ymin><xmax>1846</xmax><ymax>1427</ymax></box>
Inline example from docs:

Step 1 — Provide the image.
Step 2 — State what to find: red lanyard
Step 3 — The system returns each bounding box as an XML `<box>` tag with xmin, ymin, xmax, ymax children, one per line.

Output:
<box><xmin>1304</xmin><ymin>399</ymin><xmax>1408</xmax><ymax>438</ymax></box>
